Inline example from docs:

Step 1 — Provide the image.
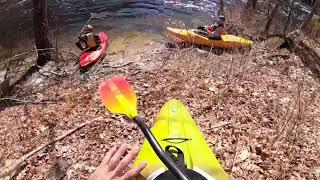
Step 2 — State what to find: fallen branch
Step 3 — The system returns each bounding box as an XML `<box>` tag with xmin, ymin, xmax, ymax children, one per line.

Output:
<box><xmin>131</xmin><ymin>70</ymin><xmax>142</xmax><ymax>76</ymax></box>
<box><xmin>36</xmin><ymin>65</ymin><xmax>66</xmax><ymax>77</ymax></box>
<box><xmin>0</xmin><ymin>48</ymin><xmax>55</xmax><ymax>66</ymax></box>
<box><xmin>37</xmin><ymin>71</ymin><xmax>61</xmax><ymax>81</ymax></box>
<box><xmin>205</xmin><ymin>121</ymin><xmax>232</xmax><ymax>131</ymax></box>
<box><xmin>0</xmin><ymin>51</ymin><xmax>31</xmax><ymax>65</ymax></box>
<box><xmin>0</xmin><ymin>97</ymin><xmax>57</xmax><ymax>105</ymax></box>
<box><xmin>231</xmin><ymin>137</ymin><xmax>240</xmax><ymax>175</ymax></box>
<box><xmin>267</xmin><ymin>54</ymin><xmax>290</xmax><ymax>59</ymax></box>
<box><xmin>0</xmin><ymin>120</ymin><xmax>94</xmax><ymax>178</ymax></box>
<box><xmin>102</xmin><ymin>62</ymin><xmax>134</xmax><ymax>68</ymax></box>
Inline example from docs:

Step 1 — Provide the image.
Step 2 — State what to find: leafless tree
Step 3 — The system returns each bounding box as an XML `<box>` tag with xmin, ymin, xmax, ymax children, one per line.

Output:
<box><xmin>218</xmin><ymin>0</ymin><xmax>224</xmax><ymax>16</ymax></box>
<box><xmin>265</xmin><ymin>1</ymin><xmax>284</xmax><ymax>35</ymax></box>
<box><xmin>301</xmin><ymin>0</ymin><xmax>320</xmax><ymax>31</ymax></box>
<box><xmin>32</xmin><ymin>0</ymin><xmax>53</xmax><ymax>66</ymax></box>
<box><xmin>246</xmin><ymin>0</ymin><xmax>258</xmax><ymax>9</ymax></box>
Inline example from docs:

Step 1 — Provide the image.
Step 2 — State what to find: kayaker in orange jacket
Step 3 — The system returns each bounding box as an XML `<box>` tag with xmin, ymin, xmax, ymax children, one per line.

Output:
<box><xmin>76</xmin><ymin>25</ymin><xmax>101</xmax><ymax>51</ymax></box>
<box><xmin>207</xmin><ymin>15</ymin><xmax>226</xmax><ymax>40</ymax></box>
<box><xmin>198</xmin><ymin>15</ymin><xmax>226</xmax><ymax>40</ymax></box>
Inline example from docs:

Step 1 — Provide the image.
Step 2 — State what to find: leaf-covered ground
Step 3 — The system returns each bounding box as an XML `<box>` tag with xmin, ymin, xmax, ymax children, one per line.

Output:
<box><xmin>1</xmin><ymin>31</ymin><xmax>320</xmax><ymax>180</ymax></box>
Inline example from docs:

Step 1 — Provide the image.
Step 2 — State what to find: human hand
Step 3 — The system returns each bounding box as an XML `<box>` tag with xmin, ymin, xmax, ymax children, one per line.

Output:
<box><xmin>88</xmin><ymin>144</ymin><xmax>147</xmax><ymax>180</ymax></box>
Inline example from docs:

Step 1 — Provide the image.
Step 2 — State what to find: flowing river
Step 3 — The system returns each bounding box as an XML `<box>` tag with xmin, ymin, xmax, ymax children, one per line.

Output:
<box><xmin>0</xmin><ymin>0</ymin><xmax>312</xmax><ymax>52</ymax></box>
<box><xmin>0</xmin><ymin>0</ymin><xmax>236</xmax><ymax>52</ymax></box>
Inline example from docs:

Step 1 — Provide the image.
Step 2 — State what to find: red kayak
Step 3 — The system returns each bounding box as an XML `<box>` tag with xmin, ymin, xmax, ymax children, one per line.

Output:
<box><xmin>79</xmin><ymin>32</ymin><xmax>108</xmax><ymax>68</ymax></box>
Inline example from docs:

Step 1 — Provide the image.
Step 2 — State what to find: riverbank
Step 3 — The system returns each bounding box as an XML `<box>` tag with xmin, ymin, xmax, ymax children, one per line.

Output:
<box><xmin>1</xmin><ymin>11</ymin><xmax>320</xmax><ymax>180</ymax></box>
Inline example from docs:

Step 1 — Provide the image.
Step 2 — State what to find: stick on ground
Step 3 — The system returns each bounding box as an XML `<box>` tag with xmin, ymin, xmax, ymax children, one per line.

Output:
<box><xmin>205</xmin><ymin>121</ymin><xmax>232</xmax><ymax>131</ymax></box>
<box><xmin>102</xmin><ymin>61</ymin><xmax>134</xmax><ymax>68</ymax></box>
<box><xmin>0</xmin><ymin>120</ymin><xmax>94</xmax><ymax>178</ymax></box>
<box><xmin>0</xmin><ymin>97</ymin><xmax>57</xmax><ymax>105</ymax></box>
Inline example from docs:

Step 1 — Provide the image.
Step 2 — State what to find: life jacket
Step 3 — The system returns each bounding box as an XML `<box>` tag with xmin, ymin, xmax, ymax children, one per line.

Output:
<box><xmin>86</xmin><ymin>33</ymin><xmax>98</xmax><ymax>48</ymax></box>
<box><xmin>206</xmin><ymin>24</ymin><xmax>217</xmax><ymax>33</ymax></box>
<box><xmin>207</xmin><ymin>20</ymin><xmax>224</xmax><ymax>33</ymax></box>
<box><xmin>212</xmin><ymin>26</ymin><xmax>226</xmax><ymax>37</ymax></box>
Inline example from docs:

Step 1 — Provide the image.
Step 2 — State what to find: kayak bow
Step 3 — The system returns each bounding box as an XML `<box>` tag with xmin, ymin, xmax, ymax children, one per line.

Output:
<box><xmin>99</xmin><ymin>76</ymin><xmax>229</xmax><ymax>180</ymax></box>
<box><xmin>99</xmin><ymin>76</ymin><xmax>191</xmax><ymax>180</ymax></box>
<box><xmin>133</xmin><ymin>99</ymin><xmax>229</xmax><ymax>180</ymax></box>
<box><xmin>79</xmin><ymin>32</ymin><xmax>108</xmax><ymax>68</ymax></box>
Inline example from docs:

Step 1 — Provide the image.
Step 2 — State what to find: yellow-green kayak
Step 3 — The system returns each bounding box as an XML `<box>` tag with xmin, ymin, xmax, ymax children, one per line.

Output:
<box><xmin>166</xmin><ymin>27</ymin><xmax>253</xmax><ymax>48</ymax></box>
<box><xmin>133</xmin><ymin>99</ymin><xmax>229</xmax><ymax>180</ymax></box>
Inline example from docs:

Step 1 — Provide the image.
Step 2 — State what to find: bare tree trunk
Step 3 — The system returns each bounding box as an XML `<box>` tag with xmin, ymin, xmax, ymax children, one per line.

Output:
<box><xmin>0</xmin><ymin>68</ymin><xmax>10</xmax><ymax>98</ymax></box>
<box><xmin>301</xmin><ymin>0</ymin><xmax>320</xmax><ymax>31</ymax></box>
<box><xmin>283</xmin><ymin>1</ymin><xmax>294</xmax><ymax>35</ymax></box>
<box><xmin>32</xmin><ymin>0</ymin><xmax>53</xmax><ymax>66</ymax></box>
<box><xmin>267</xmin><ymin>0</ymin><xmax>271</xmax><ymax>15</ymax></box>
<box><xmin>265</xmin><ymin>1</ymin><xmax>283</xmax><ymax>35</ymax></box>
<box><xmin>8</xmin><ymin>0</ymin><xmax>54</xmax><ymax>90</ymax></box>
<box><xmin>218</xmin><ymin>0</ymin><xmax>224</xmax><ymax>16</ymax></box>
<box><xmin>246</xmin><ymin>0</ymin><xmax>258</xmax><ymax>9</ymax></box>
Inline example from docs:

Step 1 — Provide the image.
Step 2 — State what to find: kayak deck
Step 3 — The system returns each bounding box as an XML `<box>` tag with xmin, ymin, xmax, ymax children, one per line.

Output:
<box><xmin>133</xmin><ymin>99</ymin><xmax>229</xmax><ymax>180</ymax></box>
<box><xmin>79</xmin><ymin>32</ymin><xmax>108</xmax><ymax>68</ymax></box>
<box><xmin>166</xmin><ymin>27</ymin><xmax>253</xmax><ymax>48</ymax></box>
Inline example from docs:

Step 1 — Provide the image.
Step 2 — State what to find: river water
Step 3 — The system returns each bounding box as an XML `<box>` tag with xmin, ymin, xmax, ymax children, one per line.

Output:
<box><xmin>0</xmin><ymin>0</ymin><xmax>312</xmax><ymax>52</ymax></box>
<box><xmin>0</xmin><ymin>0</ymin><xmax>236</xmax><ymax>52</ymax></box>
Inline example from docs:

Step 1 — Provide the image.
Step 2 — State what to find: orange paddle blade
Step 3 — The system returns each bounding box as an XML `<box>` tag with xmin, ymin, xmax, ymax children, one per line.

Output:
<box><xmin>99</xmin><ymin>76</ymin><xmax>138</xmax><ymax>119</ymax></box>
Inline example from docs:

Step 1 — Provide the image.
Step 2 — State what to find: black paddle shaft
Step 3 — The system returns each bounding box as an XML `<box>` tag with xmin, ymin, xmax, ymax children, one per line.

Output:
<box><xmin>133</xmin><ymin>117</ymin><xmax>191</xmax><ymax>180</ymax></box>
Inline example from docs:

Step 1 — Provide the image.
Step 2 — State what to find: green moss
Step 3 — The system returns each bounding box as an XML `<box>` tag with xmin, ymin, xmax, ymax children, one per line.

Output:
<box><xmin>0</xmin><ymin>49</ymin><xmax>15</xmax><ymax>59</ymax></box>
<box><xmin>316</xmin><ymin>17</ymin><xmax>320</xmax><ymax>32</ymax></box>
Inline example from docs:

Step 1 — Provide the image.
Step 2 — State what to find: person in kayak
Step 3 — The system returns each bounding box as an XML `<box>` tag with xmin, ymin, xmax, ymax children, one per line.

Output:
<box><xmin>198</xmin><ymin>15</ymin><xmax>226</xmax><ymax>40</ymax></box>
<box><xmin>89</xmin><ymin>144</ymin><xmax>147</xmax><ymax>180</ymax></box>
<box><xmin>76</xmin><ymin>25</ymin><xmax>101</xmax><ymax>52</ymax></box>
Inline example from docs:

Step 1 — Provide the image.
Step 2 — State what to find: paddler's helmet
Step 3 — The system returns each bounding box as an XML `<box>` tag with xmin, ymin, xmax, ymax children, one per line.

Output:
<box><xmin>84</xmin><ymin>25</ymin><xmax>94</xmax><ymax>33</ymax></box>
<box><xmin>218</xmin><ymin>15</ymin><xmax>226</xmax><ymax>22</ymax></box>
